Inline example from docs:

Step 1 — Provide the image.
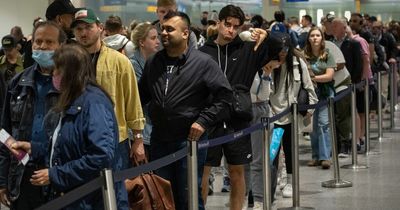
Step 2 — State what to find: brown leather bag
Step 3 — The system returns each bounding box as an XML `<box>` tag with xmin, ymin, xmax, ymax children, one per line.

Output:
<box><xmin>125</xmin><ymin>157</ymin><xmax>175</xmax><ymax>210</ymax></box>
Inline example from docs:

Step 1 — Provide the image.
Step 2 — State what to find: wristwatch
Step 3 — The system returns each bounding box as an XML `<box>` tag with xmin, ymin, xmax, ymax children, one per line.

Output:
<box><xmin>133</xmin><ymin>133</ymin><xmax>143</xmax><ymax>139</ymax></box>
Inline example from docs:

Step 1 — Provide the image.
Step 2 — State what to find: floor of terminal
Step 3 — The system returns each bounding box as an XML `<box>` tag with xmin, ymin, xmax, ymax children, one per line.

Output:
<box><xmin>1</xmin><ymin>110</ymin><xmax>399</xmax><ymax>210</ymax></box>
<box><xmin>206</xmin><ymin>110</ymin><xmax>400</xmax><ymax>210</ymax></box>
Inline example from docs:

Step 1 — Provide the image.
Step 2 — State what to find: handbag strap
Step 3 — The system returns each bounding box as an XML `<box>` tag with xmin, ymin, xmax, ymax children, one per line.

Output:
<box><xmin>296</xmin><ymin>56</ymin><xmax>305</xmax><ymax>89</ymax></box>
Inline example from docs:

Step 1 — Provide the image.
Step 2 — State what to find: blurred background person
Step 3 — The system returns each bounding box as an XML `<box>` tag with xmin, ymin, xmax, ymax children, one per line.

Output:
<box><xmin>103</xmin><ymin>15</ymin><xmax>135</xmax><ymax>58</ymax></box>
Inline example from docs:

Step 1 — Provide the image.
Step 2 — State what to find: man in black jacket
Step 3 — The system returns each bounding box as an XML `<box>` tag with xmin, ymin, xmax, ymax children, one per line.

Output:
<box><xmin>138</xmin><ymin>11</ymin><xmax>232</xmax><ymax>210</ymax></box>
<box><xmin>199</xmin><ymin>5</ymin><xmax>276</xmax><ymax>210</ymax></box>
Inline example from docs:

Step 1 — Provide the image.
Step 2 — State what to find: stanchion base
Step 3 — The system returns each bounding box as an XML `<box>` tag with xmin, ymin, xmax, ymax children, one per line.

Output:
<box><xmin>278</xmin><ymin>207</ymin><xmax>315</xmax><ymax>210</ymax></box>
<box><xmin>378</xmin><ymin>137</ymin><xmax>392</xmax><ymax>142</ymax></box>
<box><xmin>341</xmin><ymin>164</ymin><xmax>369</xmax><ymax>169</ymax></box>
<box><xmin>366</xmin><ymin>151</ymin><xmax>381</xmax><ymax>156</ymax></box>
<box><xmin>321</xmin><ymin>179</ymin><xmax>352</xmax><ymax>188</ymax></box>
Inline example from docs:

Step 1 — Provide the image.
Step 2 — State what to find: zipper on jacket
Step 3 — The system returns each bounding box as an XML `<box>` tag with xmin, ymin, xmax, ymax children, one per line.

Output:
<box><xmin>163</xmin><ymin>65</ymin><xmax>174</xmax><ymax>108</ymax></box>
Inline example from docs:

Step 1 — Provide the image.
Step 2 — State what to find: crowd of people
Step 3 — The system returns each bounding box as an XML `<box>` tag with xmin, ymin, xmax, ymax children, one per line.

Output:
<box><xmin>0</xmin><ymin>0</ymin><xmax>399</xmax><ymax>210</ymax></box>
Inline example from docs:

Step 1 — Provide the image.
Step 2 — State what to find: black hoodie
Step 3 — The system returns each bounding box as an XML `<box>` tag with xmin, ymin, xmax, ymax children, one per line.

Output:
<box><xmin>199</xmin><ymin>35</ymin><xmax>279</xmax><ymax>89</ymax></box>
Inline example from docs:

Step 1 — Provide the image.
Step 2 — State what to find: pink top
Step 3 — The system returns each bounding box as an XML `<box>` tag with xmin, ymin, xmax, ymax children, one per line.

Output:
<box><xmin>352</xmin><ymin>34</ymin><xmax>373</xmax><ymax>80</ymax></box>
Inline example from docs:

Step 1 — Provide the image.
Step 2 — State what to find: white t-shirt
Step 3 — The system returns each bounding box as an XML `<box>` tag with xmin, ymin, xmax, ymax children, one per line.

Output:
<box><xmin>325</xmin><ymin>41</ymin><xmax>351</xmax><ymax>92</ymax></box>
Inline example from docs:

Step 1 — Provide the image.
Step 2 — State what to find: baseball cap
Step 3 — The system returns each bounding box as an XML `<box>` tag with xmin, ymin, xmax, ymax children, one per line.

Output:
<box><xmin>207</xmin><ymin>11</ymin><xmax>219</xmax><ymax>25</ymax></box>
<box><xmin>71</xmin><ymin>8</ymin><xmax>100</xmax><ymax>28</ymax></box>
<box><xmin>45</xmin><ymin>0</ymin><xmax>77</xmax><ymax>20</ymax></box>
<box><xmin>1</xmin><ymin>35</ymin><xmax>17</xmax><ymax>50</ymax></box>
<box><xmin>326</xmin><ymin>13</ymin><xmax>335</xmax><ymax>22</ymax></box>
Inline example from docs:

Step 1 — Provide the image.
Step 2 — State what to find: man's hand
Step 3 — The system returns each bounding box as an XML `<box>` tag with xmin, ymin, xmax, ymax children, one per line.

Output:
<box><xmin>251</xmin><ymin>28</ymin><xmax>268</xmax><ymax>51</ymax></box>
<box><xmin>130</xmin><ymin>139</ymin><xmax>146</xmax><ymax>164</ymax></box>
<box><xmin>0</xmin><ymin>188</ymin><xmax>10</xmax><ymax>207</ymax></box>
<box><xmin>187</xmin><ymin>123</ymin><xmax>205</xmax><ymax>141</ymax></box>
<box><xmin>11</xmin><ymin>141</ymin><xmax>31</xmax><ymax>155</ymax></box>
<box><xmin>30</xmin><ymin>169</ymin><xmax>50</xmax><ymax>186</ymax></box>
<box><xmin>389</xmin><ymin>58</ymin><xmax>397</xmax><ymax>64</ymax></box>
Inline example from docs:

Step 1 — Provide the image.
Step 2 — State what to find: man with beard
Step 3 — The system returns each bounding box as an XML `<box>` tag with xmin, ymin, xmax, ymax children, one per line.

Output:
<box><xmin>45</xmin><ymin>0</ymin><xmax>77</xmax><ymax>40</ymax></box>
<box><xmin>138</xmin><ymin>11</ymin><xmax>232</xmax><ymax>210</ymax></box>
<box><xmin>71</xmin><ymin>8</ymin><xmax>146</xmax><ymax>170</ymax></box>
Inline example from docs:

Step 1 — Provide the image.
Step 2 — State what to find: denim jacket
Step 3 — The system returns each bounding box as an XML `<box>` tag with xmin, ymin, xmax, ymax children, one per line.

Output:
<box><xmin>0</xmin><ymin>64</ymin><xmax>59</xmax><ymax>201</ymax></box>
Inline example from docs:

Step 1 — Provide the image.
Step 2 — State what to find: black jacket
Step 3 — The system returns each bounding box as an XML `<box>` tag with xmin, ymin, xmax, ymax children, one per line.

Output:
<box><xmin>0</xmin><ymin>64</ymin><xmax>59</xmax><ymax>201</ymax></box>
<box><xmin>139</xmin><ymin>46</ymin><xmax>232</xmax><ymax>142</ymax></box>
<box><xmin>340</xmin><ymin>38</ymin><xmax>363</xmax><ymax>83</ymax></box>
<box><xmin>379</xmin><ymin>32</ymin><xmax>398</xmax><ymax>60</ymax></box>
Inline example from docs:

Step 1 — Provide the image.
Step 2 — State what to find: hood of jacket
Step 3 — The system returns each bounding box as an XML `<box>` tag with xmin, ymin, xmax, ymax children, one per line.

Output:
<box><xmin>103</xmin><ymin>34</ymin><xmax>129</xmax><ymax>51</ymax></box>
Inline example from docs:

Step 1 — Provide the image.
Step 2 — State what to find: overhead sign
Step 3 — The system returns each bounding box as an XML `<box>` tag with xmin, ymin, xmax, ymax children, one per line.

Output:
<box><xmin>104</xmin><ymin>0</ymin><xmax>127</xmax><ymax>6</ymax></box>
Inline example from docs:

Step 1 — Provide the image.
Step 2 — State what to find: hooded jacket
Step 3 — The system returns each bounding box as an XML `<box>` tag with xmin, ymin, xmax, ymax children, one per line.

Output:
<box><xmin>139</xmin><ymin>46</ymin><xmax>232</xmax><ymax>142</ymax></box>
<box><xmin>199</xmin><ymin>35</ymin><xmax>277</xmax><ymax>89</ymax></box>
<box><xmin>103</xmin><ymin>34</ymin><xmax>135</xmax><ymax>58</ymax></box>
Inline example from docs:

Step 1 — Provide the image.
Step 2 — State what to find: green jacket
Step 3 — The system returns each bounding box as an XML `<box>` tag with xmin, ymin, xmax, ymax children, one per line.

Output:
<box><xmin>0</xmin><ymin>55</ymin><xmax>24</xmax><ymax>115</ymax></box>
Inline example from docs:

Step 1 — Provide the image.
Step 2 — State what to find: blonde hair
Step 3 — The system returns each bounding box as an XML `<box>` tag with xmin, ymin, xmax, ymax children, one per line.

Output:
<box><xmin>130</xmin><ymin>22</ymin><xmax>155</xmax><ymax>50</ymax></box>
<box><xmin>206</xmin><ymin>24</ymin><xmax>218</xmax><ymax>38</ymax></box>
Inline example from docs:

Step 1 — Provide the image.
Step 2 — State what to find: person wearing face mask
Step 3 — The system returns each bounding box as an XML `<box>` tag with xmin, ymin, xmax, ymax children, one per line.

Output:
<box><xmin>0</xmin><ymin>21</ymin><xmax>66</xmax><ymax>210</ymax></box>
<box><xmin>11</xmin><ymin>44</ymin><xmax>129</xmax><ymax>210</ymax></box>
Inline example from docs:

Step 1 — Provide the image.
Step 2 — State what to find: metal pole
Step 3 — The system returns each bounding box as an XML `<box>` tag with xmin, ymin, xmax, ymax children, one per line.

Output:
<box><xmin>364</xmin><ymin>79</ymin><xmax>370</xmax><ymax>155</ymax></box>
<box><xmin>390</xmin><ymin>63</ymin><xmax>396</xmax><ymax>129</ymax></box>
<box><xmin>278</xmin><ymin>103</ymin><xmax>314</xmax><ymax>210</ymax></box>
<box><xmin>188</xmin><ymin>141</ymin><xmax>198</xmax><ymax>210</ymax></box>
<box><xmin>101</xmin><ymin>169</ymin><xmax>117</xmax><ymax>210</ymax></box>
<box><xmin>322</xmin><ymin>97</ymin><xmax>352</xmax><ymax>188</ymax></box>
<box><xmin>376</xmin><ymin>72</ymin><xmax>392</xmax><ymax>142</ymax></box>
<box><xmin>262</xmin><ymin>118</ymin><xmax>271</xmax><ymax>210</ymax></box>
<box><xmin>342</xmin><ymin>84</ymin><xmax>368</xmax><ymax>170</ymax></box>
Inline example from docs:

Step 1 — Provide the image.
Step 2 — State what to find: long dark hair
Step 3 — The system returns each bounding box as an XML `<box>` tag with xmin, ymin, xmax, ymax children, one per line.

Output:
<box><xmin>268</xmin><ymin>32</ymin><xmax>294</xmax><ymax>89</ymax></box>
<box><xmin>52</xmin><ymin>44</ymin><xmax>109</xmax><ymax>112</ymax></box>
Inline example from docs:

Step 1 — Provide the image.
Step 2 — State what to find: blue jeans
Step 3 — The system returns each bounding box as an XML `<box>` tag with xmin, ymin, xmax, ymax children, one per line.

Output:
<box><xmin>150</xmin><ymin>137</ymin><xmax>207</xmax><ymax>210</ymax></box>
<box><xmin>310</xmin><ymin>104</ymin><xmax>332</xmax><ymax>160</ymax></box>
<box><xmin>117</xmin><ymin>140</ymin><xmax>132</xmax><ymax>170</ymax></box>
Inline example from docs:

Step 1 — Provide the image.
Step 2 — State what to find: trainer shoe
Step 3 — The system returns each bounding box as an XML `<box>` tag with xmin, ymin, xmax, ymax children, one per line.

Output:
<box><xmin>221</xmin><ymin>176</ymin><xmax>231</xmax><ymax>192</ymax></box>
<box><xmin>321</xmin><ymin>160</ymin><xmax>331</xmax><ymax>169</ymax></box>
<box><xmin>253</xmin><ymin>201</ymin><xmax>263</xmax><ymax>210</ymax></box>
<box><xmin>282</xmin><ymin>184</ymin><xmax>293</xmax><ymax>198</ymax></box>
<box><xmin>307</xmin><ymin>159</ymin><xmax>320</xmax><ymax>167</ymax></box>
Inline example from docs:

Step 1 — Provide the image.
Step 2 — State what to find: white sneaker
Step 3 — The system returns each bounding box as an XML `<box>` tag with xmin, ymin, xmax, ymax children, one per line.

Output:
<box><xmin>253</xmin><ymin>201</ymin><xmax>263</xmax><ymax>210</ymax></box>
<box><xmin>282</xmin><ymin>184</ymin><xmax>293</xmax><ymax>198</ymax></box>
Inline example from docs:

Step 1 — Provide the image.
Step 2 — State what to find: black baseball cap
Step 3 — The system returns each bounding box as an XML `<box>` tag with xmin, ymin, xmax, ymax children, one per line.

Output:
<box><xmin>1</xmin><ymin>35</ymin><xmax>17</xmax><ymax>50</ymax></box>
<box><xmin>46</xmin><ymin>0</ymin><xmax>77</xmax><ymax>20</ymax></box>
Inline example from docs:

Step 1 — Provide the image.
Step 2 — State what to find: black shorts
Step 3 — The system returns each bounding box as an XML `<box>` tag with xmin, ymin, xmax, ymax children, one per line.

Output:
<box><xmin>356</xmin><ymin>89</ymin><xmax>371</xmax><ymax>113</ymax></box>
<box><xmin>205</xmin><ymin>122</ymin><xmax>252</xmax><ymax>166</ymax></box>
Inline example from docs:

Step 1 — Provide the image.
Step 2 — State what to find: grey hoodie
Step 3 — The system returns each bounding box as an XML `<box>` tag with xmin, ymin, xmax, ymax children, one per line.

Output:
<box><xmin>103</xmin><ymin>34</ymin><xmax>135</xmax><ymax>58</ymax></box>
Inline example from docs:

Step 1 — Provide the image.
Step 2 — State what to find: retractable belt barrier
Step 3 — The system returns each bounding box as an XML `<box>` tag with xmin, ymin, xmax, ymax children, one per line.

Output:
<box><xmin>35</xmin><ymin>80</ymin><xmax>367</xmax><ymax>210</ymax></box>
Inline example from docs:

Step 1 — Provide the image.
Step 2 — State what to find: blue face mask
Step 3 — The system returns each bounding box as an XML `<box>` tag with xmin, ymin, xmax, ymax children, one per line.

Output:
<box><xmin>32</xmin><ymin>50</ymin><xmax>55</xmax><ymax>68</ymax></box>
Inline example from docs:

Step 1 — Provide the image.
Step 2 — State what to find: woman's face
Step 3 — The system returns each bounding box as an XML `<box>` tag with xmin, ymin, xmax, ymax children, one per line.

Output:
<box><xmin>141</xmin><ymin>28</ymin><xmax>160</xmax><ymax>55</ymax></box>
<box><xmin>278</xmin><ymin>46</ymin><xmax>289</xmax><ymax>63</ymax></box>
<box><xmin>308</xmin><ymin>29</ymin><xmax>323</xmax><ymax>47</ymax></box>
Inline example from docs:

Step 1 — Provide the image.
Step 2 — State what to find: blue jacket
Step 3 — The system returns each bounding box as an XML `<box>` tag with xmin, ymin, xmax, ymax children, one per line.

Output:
<box><xmin>43</xmin><ymin>85</ymin><xmax>128</xmax><ymax>210</ymax></box>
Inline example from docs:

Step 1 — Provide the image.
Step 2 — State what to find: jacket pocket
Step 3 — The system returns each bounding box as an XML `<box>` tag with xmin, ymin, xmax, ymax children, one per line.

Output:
<box><xmin>9</xmin><ymin>93</ymin><xmax>27</xmax><ymax>123</ymax></box>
